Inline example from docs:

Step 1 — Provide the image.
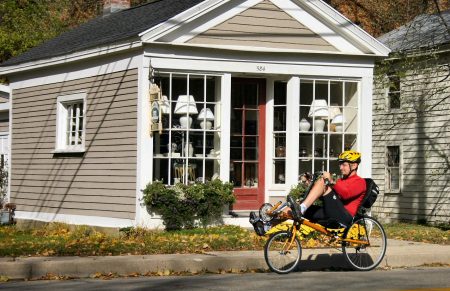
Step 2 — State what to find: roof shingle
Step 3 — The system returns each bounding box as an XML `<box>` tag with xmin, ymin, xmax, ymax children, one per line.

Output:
<box><xmin>378</xmin><ymin>10</ymin><xmax>450</xmax><ymax>52</ymax></box>
<box><xmin>1</xmin><ymin>0</ymin><xmax>205</xmax><ymax>67</ymax></box>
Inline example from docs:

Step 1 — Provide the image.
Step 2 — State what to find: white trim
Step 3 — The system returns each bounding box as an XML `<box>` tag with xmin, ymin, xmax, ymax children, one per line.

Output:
<box><xmin>146</xmin><ymin>41</ymin><xmax>375</xmax><ymax>57</ymax></box>
<box><xmin>0</xmin><ymin>102</ymin><xmax>10</xmax><ymax>112</ymax></box>
<box><xmin>286</xmin><ymin>76</ymin><xmax>300</xmax><ymax>188</ymax></box>
<box><xmin>136</xmin><ymin>55</ymin><xmax>153</xmax><ymax>226</ymax></box>
<box><xmin>7</xmin><ymin>90</ymin><xmax>11</xmax><ymax>205</ymax></box>
<box><xmin>55</xmin><ymin>92</ymin><xmax>87</xmax><ymax>152</ymax></box>
<box><xmin>271</xmin><ymin>0</ymin><xmax>359</xmax><ymax>54</ymax></box>
<box><xmin>265</xmin><ymin>77</ymin><xmax>275</xmax><ymax>196</ymax></box>
<box><xmin>15</xmin><ymin>211</ymin><xmax>134</xmax><ymax>228</ymax></box>
<box><xmin>139</xmin><ymin>0</ymin><xmax>226</xmax><ymax>42</ymax></box>
<box><xmin>8</xmin><ymin>51</ymin><xmax>141</xmax><ymax>90</ymax></box>
<box><xmin>0</xmin><ymin>84</ymin><xmax>10</xmax><ymax>94</ymax></box>
<box><xmin>358</xmin><ymin>73</ymin><xmax>374</xmax><ymax>178</ymax></box>
<box><xmin>148</xmin><ymin>55</ymin><xmax>374</xmax><ymax>78</ymax></box>
<box><xmin>219</xmin><ymin>74</ymin><xmax>231</xmax><ymax>181</ymax></box>
<box><xmin>0</xmin><ymin>41</ymin><xmax>142</xmax><ymax>76</ymax></box>
<box><xmin>170</xmin><ymin>0</ymin><xmax>264</xmax><ymax>43</ymax></box>
<box><xmin>299</xmin><ymin>0</ymin><xmax>390</xmax><ymax>56</ymax></box>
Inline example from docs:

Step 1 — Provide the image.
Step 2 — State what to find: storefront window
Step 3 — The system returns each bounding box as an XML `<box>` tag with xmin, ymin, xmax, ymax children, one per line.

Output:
<box><xmin>273</xmin><ymin>81</ymin><xmax>287</xmax><ymax>184</ymax></box>
<box><xmin>152</xmin><ymin>73</ymin><xmax>221</xmax><ymax>185</ymax></box>
<box><xmin>299</xmin><ymin>79</ymin><xmax>359</xmax><ymax>178</ymax></box>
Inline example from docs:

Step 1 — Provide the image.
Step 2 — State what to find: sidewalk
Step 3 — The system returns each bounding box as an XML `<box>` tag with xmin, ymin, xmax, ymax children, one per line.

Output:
<box><xmin>0</xmin><ymin>239</ymin><xmax>449</xmax><ymax>280</ymax></box>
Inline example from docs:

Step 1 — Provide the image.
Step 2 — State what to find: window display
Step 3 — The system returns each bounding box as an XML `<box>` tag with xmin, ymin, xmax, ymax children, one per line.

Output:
<box><xmin>152</xmin><ymin>73</ymin><xmax>221</xmax><ymax>185</ymax></box>
<box><xmin>299</xmin><ymin>79</ymin><xmax>359</xmax><ymax>177</ymax></box>
<box><xmin>273</xmin><ymin>81</ymin><xmax>287</xmax><ymax>184</ymax></box>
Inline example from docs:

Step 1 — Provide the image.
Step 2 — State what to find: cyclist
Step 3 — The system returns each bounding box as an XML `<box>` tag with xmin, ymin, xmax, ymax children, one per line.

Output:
<box><xmin>288</xmin><ymin>150</ymin><xmax>367</xmax><ymax>227</ymax></box>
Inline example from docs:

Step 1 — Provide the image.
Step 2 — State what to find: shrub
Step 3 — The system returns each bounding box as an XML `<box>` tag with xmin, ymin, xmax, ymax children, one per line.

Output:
<box><xmin>288</xmin><ymin>183</ymin><xmax>308</xmax><ymax>201</ymax></box>
<box><xmin>142</xmin><ymin>180</ymin><xmax>235</xmax><ymax>231</ymax></box>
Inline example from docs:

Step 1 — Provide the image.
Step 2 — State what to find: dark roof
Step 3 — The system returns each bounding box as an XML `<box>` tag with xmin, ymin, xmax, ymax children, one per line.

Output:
<box><xmin>378</xmin><ymin>10</ymin><xmax>450</xmax><ymax>53</ymax></box>
<box><xmin>1</xmin><ymin>0</ymin><xmax>205</xmax><ymax>67</ymax></box>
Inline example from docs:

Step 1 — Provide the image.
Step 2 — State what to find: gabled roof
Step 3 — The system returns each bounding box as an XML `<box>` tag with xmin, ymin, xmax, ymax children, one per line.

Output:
<box><xmin>0</xmin><ymin>0</ymin><xmax>205</xmax><ymax>67</ymax></box>
<box><xmin>1</xmin><ymin>0</ymin><xmax>389</xmax><ymax>72</ymax></box>
<box><xmin>378</xmin><ymin>10</ymin><xmax>450</xmax><ymax>53</ymax></box>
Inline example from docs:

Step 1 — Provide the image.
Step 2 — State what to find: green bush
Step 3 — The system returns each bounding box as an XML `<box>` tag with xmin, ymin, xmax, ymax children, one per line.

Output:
<box><xmin>142</xmin><ymin>180</ymin><xmax>235</xmax><ymax>231</ymax></box>
<box><xmin>288</xmin><ymin>183</ymin><xmax>308</xmax><ymax>201</ymax></box>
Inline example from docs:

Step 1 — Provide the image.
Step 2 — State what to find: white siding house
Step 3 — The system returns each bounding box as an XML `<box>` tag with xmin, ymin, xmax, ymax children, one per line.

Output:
<box><xmin>373</xmin><ymin>11</ymin><xmax>450</xmax><ymax>224</ymax></box>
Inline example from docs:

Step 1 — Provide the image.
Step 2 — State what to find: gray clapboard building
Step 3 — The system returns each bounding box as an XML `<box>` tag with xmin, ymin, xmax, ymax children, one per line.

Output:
<box><xmin>373</xmin><ymin>10</ymin><xmax>450</xmax><ymax>224</ymax></box>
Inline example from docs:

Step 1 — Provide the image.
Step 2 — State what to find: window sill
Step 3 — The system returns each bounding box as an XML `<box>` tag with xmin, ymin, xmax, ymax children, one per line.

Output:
<box><xmin>53</xmin><ymin>148</ymin><xmax>86</xmax><ymax>154</ymax></box>
<box><xmin>385</xmin><ymin>190</ymin><xmax>401</xmax><ymax>195</ymax></box>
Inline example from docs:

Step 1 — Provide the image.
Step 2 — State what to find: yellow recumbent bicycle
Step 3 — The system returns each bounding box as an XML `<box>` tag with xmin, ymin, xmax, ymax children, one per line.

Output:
<box><xmin>249</xmin><ymin>172</ymin><xmax>386</xmax><ymax>274</ymax></box>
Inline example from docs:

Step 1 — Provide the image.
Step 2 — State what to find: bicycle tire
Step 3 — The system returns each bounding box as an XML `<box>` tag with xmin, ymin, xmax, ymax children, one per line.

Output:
<box><xmin>264</xmin><ymin>231</ymin><xmax>302</xmax><ymax>274</ymax></box>
<box><xmin>342</xmin><ymin>216</ymin><xmax>387</xmax><ymax>271</ymax></box>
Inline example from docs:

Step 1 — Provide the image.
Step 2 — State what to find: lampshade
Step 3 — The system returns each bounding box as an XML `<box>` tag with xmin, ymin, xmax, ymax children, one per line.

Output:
<box><xmin>308</xmin><ymin>99</ymin><xmax>329</xmax><ymax>118</ymax></box>
<box><xmin>328</xmin><ymin>106</ymin><xmax>342</xmax><ymax>119</ymax></box>
<box><xmin>197</xmin><ymin>108</ymin><xmax>214</xmax><ymax>120</ymax></box>
<box><xmin>174</xmin><ymin>95</ymin><xmax>198</xmax><ymax>115</ymax></box>
<box><xmin>331</xmin><ymin>114</ymin><xmax>345</xmax><ymax>124</ymax></box>
<box><xmin>160</xmin><ymin>95</ymin><xmax>170</xmax><ymax>114</ymax></box>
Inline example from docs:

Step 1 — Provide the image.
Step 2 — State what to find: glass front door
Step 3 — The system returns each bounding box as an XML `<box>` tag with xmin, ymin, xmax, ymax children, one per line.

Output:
<box><xmin>230</xmin><ymin>78</ymin><xmax>265</xmax><ymax>210</ymax></box>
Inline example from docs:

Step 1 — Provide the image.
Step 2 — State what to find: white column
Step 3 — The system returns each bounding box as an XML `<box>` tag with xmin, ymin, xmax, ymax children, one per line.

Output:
<box><xmin>219</xmin><ymin>74</ymin><xmax>231</xmax><ymax>181</ymax></box>
<box><xmin>286</xmin><ymin>76</ymin><xmax>300</xmax><ymax>188</ymax></box>
<box><xmin>265</xmin><ymin>77</ymin><xmax>274</xmax><ymax>200</ymax></box>
<box><xmin>135</xmin><ymin>55</ymin><xmax>153</xmax><ymax>226</ymax></box>
<box><xmin>358</xmin><ymin>71</ymin><xmax>374</xmax><ymax>178</ymax></box>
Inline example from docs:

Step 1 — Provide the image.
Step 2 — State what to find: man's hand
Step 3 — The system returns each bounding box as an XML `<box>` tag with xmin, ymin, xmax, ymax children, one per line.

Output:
<box><xmin>322</xmin><ymin>171</ymin><xmax>332</xmax><ymax>180</ymax></box>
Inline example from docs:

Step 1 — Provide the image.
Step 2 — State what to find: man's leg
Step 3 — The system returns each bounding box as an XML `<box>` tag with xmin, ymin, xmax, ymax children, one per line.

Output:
<box><xmin>302</xmin><ymin>178</ymin><xmax>332</xmax><ymax>208</ymax></box>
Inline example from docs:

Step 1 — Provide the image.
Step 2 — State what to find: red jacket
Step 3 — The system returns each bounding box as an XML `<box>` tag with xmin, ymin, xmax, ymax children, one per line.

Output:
<box><xmin>333</xmin><ymin>175</ymin><xmax>366</xmax><ymax>216</ymax></box>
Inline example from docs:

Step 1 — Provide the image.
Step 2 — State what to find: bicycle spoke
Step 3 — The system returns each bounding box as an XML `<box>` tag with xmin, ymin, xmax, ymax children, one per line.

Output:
<box><xmin>264</xmin><ymin>231</ymin><xmax>302</xmax><ymax>274</ymax></box>
<box><xmin>342</xmin><ymin>217</ymin><xmax>387</xmax><ymax>271</ymax></box>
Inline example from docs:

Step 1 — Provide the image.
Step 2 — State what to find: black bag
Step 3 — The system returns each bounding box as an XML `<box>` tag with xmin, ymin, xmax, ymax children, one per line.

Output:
<box><xmin>362</xmin><ymin>178</ymin><xmax>379</xmax><ymax>209</ymax></box>
<box><xmin>249</xmin><ymin>211</ymin><xmax>266</xmax><ymax>236</ymax></box>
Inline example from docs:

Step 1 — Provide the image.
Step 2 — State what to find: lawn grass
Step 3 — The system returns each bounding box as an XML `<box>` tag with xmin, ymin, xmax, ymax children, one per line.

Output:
<box><xmin>0</xmin><ymin>223</ymin><xmax>265</xmax><ymax>257</ymax></box>
<box><xmin>383</xmin><ymin>222</ymin><xmax>449</xmax><ymax>245</ymax></box>
<box><xmin>0</xmin><ymin>221</ymin><xmax>448</xmax><ymax>257</ymax></box>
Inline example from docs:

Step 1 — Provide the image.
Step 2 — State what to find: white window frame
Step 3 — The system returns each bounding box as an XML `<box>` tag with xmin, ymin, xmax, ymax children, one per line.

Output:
<box><xmin>55</xmin><ymin>92</ymin><xmax>87</xmax><ymax>153</ymax></box>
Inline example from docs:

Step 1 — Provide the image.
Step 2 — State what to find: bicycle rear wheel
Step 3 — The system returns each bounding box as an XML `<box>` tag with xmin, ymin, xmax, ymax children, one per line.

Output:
<box><xmin>264</xmin><ymin>231</ymin><xmax>301</xmax><ymax>274</ymax></box>
<box><xmin>342</xmin><ymin>216</ymin><xmax>387</xmax><ymax>271</ymax></box>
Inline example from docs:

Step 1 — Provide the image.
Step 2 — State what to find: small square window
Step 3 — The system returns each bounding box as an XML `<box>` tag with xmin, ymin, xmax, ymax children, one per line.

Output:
<box><xmin>386</xmin><ymin>146</ymin><xmax>401</xmax><ymax>192</ymax></box>
<box><xmin>55</xmin><ymin>93</ymin><xmax>86</xmax><ymax>152</ymax></box>
<box><xmin>388</xmin><ymin>74</ymin><xmax>401</xmax><ymax>109</ymax></box>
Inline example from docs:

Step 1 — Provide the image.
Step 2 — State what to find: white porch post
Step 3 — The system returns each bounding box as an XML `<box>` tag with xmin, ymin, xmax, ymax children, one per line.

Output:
<box><xmin>136</xmin><ymin>55</ymin><xmax>153</xmax><ymax>226</ymax></box>
<box><xmin>286</xmin><ymin>76</ymin><xmax>300</xmax><ymax>188</ymax></box>
<box><xmin>359</xmin><ymin>72</ymin><xmax>374</xmax><ymax>178</ymax></box>
<box><xmin>219</xmin><ymin>73</ymin><xmax>231</xmax><ymax>181</ymax></box>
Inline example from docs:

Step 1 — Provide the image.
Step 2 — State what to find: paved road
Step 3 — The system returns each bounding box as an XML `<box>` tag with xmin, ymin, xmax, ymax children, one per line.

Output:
<box><xmin>1</xmin><ymin>267</ymin><xmax>449</xmax><ymax>291</ymax></box>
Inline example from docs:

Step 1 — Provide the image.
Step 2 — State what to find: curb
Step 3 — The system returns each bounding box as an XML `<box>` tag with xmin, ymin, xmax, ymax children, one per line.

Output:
<box><xmin>0</xmin><ymin>240</ymin><xmax>449</xmax><ymax>280</ymax></box>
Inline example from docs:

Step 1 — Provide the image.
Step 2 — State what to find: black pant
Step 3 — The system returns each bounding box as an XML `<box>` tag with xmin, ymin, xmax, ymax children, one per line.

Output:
<box><xmin>304</xmin><ymin>190</ymin><xmax>353</xmax><ymax>226</ymax></box>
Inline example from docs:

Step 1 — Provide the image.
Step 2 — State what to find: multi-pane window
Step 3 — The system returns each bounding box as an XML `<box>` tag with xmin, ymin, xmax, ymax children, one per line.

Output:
<box><xmin>152</xmin><ymin>73</ymin><xmax>221</xmax><ymax>185</ymax></box>
<box><xmin>273</xmin><ymin>81</ymin><xmax>286</xmax><ymax>184</ymax></box>
<box><xmin>386</xmin><ymin>146</ymin><xmax>401</xmax><ymax>192</ymax></box>
<box><xmin>298</xmin><ymin>79</ymin><xmax>359</xmax><ymax>177</ymax></box>
<box><xmin>388</xmin><ymin>73</ymin><xmax>401</xmax><ymax>109</ymax></box>
<box><xmin>66</xmin><ymin>103</ymin><xmax>84</xmax><ymax>147</ymax></box>
<box><xmin>56</xmin><ymin>93</ymin><xmax>86</xmax><ymax>152</ymax></box>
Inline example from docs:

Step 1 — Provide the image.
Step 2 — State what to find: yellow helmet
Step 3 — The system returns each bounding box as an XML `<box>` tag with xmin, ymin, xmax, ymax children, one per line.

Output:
<box><xmin>338</xmin><ymin>150</ymin><xmax>361</xmax><ymax>164</ymax></box>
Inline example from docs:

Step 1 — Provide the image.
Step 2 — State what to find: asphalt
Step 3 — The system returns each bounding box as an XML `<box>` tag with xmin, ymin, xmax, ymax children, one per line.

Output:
<box><xmin>0</xmin><ymin>239</ymin><xmax>449</xmax><ymax>280</ymax></box>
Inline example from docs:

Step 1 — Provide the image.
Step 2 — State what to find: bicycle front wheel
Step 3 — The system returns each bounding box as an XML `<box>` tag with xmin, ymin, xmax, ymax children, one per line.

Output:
<box><xmin>342</xmin><ymin>216</ymin><xmax>387</xmax><ymax>271</ymax></box>
<box><xmin>264</xmin><ymin>231</ymin><xmax>302</xmax><ymax>274</ymax></box>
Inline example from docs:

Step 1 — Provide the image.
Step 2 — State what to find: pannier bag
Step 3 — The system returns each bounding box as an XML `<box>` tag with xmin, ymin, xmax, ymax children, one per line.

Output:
<box><xmin>249</xmin><ymin>211</ymin><xmax>266</xmax><ymax>236</ymax></box>
<box><xmin>362</xmin><ymin>178</ymin><xmax>380</xmax><ymax>209</ymax></box>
